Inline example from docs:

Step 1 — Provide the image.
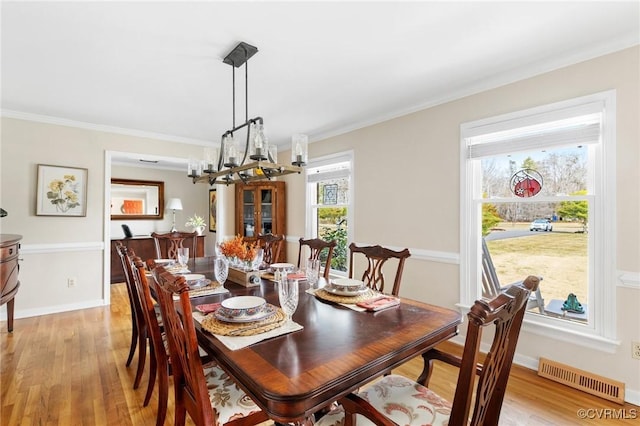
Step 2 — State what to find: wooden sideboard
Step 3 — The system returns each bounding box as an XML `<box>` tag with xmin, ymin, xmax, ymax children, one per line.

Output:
<box><xmin>1</xmin><ymin>234</ymin><xmax>22</xmax><ymax>332</ymax></box>
<box><xmin>110</xmin><ymin>235</ymin><xmax>204</xmax><ymax>283</ymax></box>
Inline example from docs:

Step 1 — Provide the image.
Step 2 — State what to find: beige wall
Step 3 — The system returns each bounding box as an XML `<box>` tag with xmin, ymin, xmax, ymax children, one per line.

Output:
<box><xmin>1</xmin><ymin>46</ymin><xmax>638</xmax><ymax>401</ymax></box>
<box><xmin>282</xmin><ymin>46</ymin><xmax>640</xmax><ymax>400</ymax></box>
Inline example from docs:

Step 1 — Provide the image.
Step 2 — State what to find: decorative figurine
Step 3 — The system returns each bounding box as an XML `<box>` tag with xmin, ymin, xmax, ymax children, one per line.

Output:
<box><xmin>562</xmin><ymin>293</ymin><xmax>585</xmax><ymax>314</ymax></box>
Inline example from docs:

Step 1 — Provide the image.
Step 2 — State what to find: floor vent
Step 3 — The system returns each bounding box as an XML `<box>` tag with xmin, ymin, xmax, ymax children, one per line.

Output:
<box><xmin>538</xmin><ymin>357</ymin><xmax>625</xmax><ymax>404</ymax></box>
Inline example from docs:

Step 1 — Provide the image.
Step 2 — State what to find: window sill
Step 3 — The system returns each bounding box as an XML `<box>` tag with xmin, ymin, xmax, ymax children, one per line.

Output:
<box><xmin>455</xmin><ymin>303</ymin><xmax>620</xmax><ymax>353</ymax></box>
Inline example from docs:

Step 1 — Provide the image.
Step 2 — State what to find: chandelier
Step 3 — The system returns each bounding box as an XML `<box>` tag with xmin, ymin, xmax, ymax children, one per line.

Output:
<box><xmin>188</xmin><ymin>42</ymin><xmax>307</xmax><ymax>185</ymax></box>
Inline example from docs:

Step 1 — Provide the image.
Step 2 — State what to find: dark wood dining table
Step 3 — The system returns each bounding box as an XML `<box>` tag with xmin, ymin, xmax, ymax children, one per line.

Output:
<box><xmin>187</xmin><ymin>257</ymin><xmax>462</xmax><ymax>424</ymax></box>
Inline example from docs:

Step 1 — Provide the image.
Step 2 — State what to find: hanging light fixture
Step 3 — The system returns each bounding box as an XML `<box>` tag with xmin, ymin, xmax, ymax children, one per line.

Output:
<box><xmin>189</xmin><ymin>42</ymin><xmax>305</xmax><ymax>185</ymax></box>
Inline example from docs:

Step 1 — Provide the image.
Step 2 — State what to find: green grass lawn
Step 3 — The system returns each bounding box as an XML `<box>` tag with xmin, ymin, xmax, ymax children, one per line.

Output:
<box><xmin>486</xmin><ymin>230</ymin><xmax>588</xmax><ymax>306</ymax></box>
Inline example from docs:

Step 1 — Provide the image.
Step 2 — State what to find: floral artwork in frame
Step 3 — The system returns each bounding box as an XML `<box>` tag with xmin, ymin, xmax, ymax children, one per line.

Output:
<box><xmin>36</xmin><ymin>164</ymin><xmax>88</xmax><ymax>216</ymax></box>
<box><xmin>209</xmin><ymin>189</ymin><xmax>217</xmax><ymax>233</ymax></box>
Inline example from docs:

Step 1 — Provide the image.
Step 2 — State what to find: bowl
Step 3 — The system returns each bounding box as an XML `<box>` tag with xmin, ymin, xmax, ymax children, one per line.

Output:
<box><xmin>217</xmin><ymin>296</ymin><xmax>267</xmax><ymax>319</ymax></box>
<box><xmin>154</xmin><ymin>258</ymin><xmax>175</xmax><ymax>267</ymax></box>
<box><xmin>330</xmin><ymin>278</ymin><xmax>365</xmax><ymax>292</ymax></box>
<box><xmin>183</xmin><ymin>274</ymin><xmax>207</xmax><ymax>288</ymax></box>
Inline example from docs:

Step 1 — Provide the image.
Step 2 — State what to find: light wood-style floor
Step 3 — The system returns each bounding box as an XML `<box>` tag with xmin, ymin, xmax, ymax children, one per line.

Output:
<box><xmin>1</xmin><ymin>283</ymin><xmax>637</xmax><ymax>425</ymax></box>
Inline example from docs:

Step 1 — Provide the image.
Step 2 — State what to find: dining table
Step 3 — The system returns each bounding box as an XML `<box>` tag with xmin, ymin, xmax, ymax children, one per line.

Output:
<box><xmin>185</xmin><ymin>257</ymin><xmax>462</xmax><ymax>424</ymax></box>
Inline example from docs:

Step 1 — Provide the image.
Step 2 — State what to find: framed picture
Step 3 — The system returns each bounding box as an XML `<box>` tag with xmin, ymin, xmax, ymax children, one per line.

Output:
<box><xmin>36</xmin><ymin>164</ymin><xmax>88</xmax><ymax>216</ymax></box>
<box><xmin>209</xmin><ymin>189</ymin><xmax>217</xmax><ymax>232</ymax></box>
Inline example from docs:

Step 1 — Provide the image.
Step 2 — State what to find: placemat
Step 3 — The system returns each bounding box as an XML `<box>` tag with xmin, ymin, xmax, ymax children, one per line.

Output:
<box><xmin>314</xmin><ymin>287</ymin><xmax>378</xmax><ymax>304</ymax></box>
<box><xmin>200</xmin><ymin>304</ymin><xmax>286</xmax><ymax>336</ymax></box>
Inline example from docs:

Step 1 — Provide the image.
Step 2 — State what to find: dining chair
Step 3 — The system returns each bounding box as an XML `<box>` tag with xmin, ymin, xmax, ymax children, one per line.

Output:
<box><xmin>115</xmin><ymin>242</ymin><xmax>147</xmax><ymax>389</ymax></box>
<box><xmin>317</xmin><ymin>275</ymin><xmax>540</xmax><ymax>426</ymax></box>
<box><xmin>256</xmin><ymin>233</ymin><xmax>285</xmax><ymax>265</ymax></box>
<box><xmin>152</xmin><ymin>265</ymin><xmax>270</xmax><ymax>426</ymax></box>
<box><xmin>151</xmin><ymin>231</ymin><xmax>197</xmax><ymax>261</ymax></box>
<box><xmin>482</xmin><ymin>238</ymin><xmax>545</xmax><ymax>313</ymax></box>
<box><xmin>348</xmin><ymin>243</ymin><xmax>411</xmax><ymax>296</ymax></box>
<box><xmin>297</xmin><ymin>237</ymin><xmax>337</xmax><ymax>280</ymax></box>
<box><xmin>129</xmin><ymin>255</ymin><xmax>170</xmax><ymax>426</ymax></box>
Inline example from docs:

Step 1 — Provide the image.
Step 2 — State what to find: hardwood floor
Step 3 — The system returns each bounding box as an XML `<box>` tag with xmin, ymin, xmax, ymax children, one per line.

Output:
<box><xmin>1</xmin><ymin>283</ymin><xmax>637</xmax><ymax>425</ymax></box>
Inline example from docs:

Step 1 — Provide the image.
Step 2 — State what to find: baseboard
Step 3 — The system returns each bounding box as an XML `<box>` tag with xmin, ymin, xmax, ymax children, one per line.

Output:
<box><xmin>1</xmin><ymin>299</ymin><xmax>108</xmax><ymax>320</ymax></box>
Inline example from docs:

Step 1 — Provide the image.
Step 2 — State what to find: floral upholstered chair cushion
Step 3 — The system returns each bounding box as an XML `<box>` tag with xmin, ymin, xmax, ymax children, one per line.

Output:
<box><xmin>317</xmin><ymin>374</ymin><xmax>452</xmax><ymax>426</ymax></box>
<box><xmin>203</xmin><ymin>363</ymin><xmax>263</xmax><ymax>426</ymax></box>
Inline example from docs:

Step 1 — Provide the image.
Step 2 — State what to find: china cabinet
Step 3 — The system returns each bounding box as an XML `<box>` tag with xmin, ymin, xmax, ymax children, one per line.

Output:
<box><xmin>235</xmin><ymin>181</ymin><xmax>286</xmax><ymax>262</ymax></box>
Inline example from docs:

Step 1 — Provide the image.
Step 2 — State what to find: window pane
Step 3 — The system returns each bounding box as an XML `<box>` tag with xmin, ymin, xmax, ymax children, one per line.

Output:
<box><xmin>317</xmin><ymin>177</ymin><xmax>350</xmax><ymax>205</ymax></box>
<box><xmin>481</xmin><ymin>145</ymin><xmax>588</xmax><ymax>199</ymax></box>
<box><xmin>316</xmin><ymin>207</ymin><xmax>348</xmax><ymax>272</ymax></box>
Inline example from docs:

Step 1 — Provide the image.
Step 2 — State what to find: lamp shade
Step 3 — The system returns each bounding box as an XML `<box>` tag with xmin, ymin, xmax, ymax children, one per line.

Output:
<box><xmin>166</xmin><ymin>198</ymin><xmax>183</xmax><ymax>211</ymax></box>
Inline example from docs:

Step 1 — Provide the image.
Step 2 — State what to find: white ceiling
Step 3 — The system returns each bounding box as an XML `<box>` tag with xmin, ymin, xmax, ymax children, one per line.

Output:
<box><xmin>2</xmin><ymin>1</ymin><xmax>639</xmax><ymax>160</ymax></box>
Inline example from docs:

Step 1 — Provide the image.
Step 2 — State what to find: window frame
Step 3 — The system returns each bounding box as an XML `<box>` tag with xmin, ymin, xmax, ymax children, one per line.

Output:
<box><xmin>460</xmin><ymin>90</ymin><xmax>619</xmax><ymax>352</ymax></box>
<box><xmin>305</xmin><ymin>150</ymin><xmax>354</xmax><ymax>277</ymax></box>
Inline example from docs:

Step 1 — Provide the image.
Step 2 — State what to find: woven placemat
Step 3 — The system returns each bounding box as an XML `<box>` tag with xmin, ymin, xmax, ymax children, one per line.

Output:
<box><xmin>315</xmin><ymin>288</ymin><xmax>378</xmax><ymax>304</ymax></box>
<box><xmin>200</xmin><ymin>305</ymin><xmax>286</xmax><ymax>336</ymax></box>
<box><xmin>186</xmin><ymin>280</ymin><xmax>223</xmax><ymax>297</ymax></box>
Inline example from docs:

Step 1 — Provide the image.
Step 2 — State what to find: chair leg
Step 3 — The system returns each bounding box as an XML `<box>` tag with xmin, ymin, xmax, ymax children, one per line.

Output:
<box><xmin>7</xmin><ymin>297</ymin><xmax>15</xmax><ymax>332</ymax></box>
<box><xmin>133</xmin><ymin>329</ymin><xmax>147</xmax><ymax>389</ymax></box>
<box><xmin>156</xmin><ymin>364</ymin><xmax>169</xmax><ymax>426</ymax></box>
<box><xmin>126</xmin><ymin>311</ymin><xmax>138</xmax><ymax>367</ymax></box>
<box><xmin>143</xmin><ymin>344</ymin><xmax>157</xmax><ymax>407</ymax></box>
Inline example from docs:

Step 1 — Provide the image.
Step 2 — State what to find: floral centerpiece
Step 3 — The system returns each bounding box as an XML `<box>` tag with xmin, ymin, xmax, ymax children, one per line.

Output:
<box><xmin>219</xmin><ymin>235</ymin><xmax>257</xmax><ymax>270</ymax></box>
<box><xmin>185</xmin><ymin>213</ymin><xmax>206</xmax><ymax>235</ymax></box>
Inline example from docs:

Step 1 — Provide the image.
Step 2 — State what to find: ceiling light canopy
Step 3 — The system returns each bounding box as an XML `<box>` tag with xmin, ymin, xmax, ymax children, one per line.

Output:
<box><xmin>189</xmin><ymin>42</ymin><xmax>307</xmax><ymax>186</ymax></box>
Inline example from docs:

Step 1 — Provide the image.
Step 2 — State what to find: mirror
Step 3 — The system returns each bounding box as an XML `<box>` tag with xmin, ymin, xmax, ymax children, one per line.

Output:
<box><xmin>110</xmin><ymin>178</ymin><xmax>164</xmax><ymax>220</ymax></box>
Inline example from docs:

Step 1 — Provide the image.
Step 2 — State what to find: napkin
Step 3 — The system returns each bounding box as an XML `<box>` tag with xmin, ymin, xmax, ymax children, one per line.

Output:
<box><xmin>356</xmin><ymin>295</ymin><xmax>400</xmax><ymax>311</ymax></box>
<box><xmin>195</xmin><ymin>303</ymin><xmax>221</xmax><ymax>314</ymax></box>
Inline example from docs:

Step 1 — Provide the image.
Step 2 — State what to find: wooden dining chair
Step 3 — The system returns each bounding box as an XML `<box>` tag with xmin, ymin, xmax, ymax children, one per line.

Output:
<box><xmin>129</xmin><ymin>255</ymin><xmax>170</xmax><ymax>426</ymax></box>
<box><xmin>151</xmin><ymin>231</ymin><xmax>197</xmax><ymax>261</ymax></box>
<box><xmin>482</xmin><ymin>238</ymin><xmax>545</xmax><ymax>313</ymax></box>
<box><xmin>115</xmin><ymin>242</ymin><xmax>147</xmax><ymax>389</ymax></box>
<box><xmin>297</xmin><ymin>237</ymin><xmax>337</xmax><ymax>280</ymax></box>
<box><xmin>348</xmin><ymin>243</ymin><xmax>411</xmax><ymax>296</ymax></box>
<box><xmin>152</xmin><ymin>266</ymin><xmax>270</xmax><ymax>426</ymax></box>
<box><xmin>318</xmin><ymin>275</ymin><xmax>540</xmax><ymax>426</ymax></box>
<box><xmin>256</xmin><ymin>233</ymin><xmax>285</xmax><ymax>265</ymax></box>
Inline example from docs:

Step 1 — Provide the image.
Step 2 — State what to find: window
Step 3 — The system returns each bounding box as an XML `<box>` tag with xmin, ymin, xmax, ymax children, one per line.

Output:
<box><xmin>305</xmin><ymin>152</ymin><xmax>353</xmax><ymax>275</ymax></box>
<box><xmin>460</xmin><ymin>91</ymin><xmax>617</xmax><ymax>350</ymax></box>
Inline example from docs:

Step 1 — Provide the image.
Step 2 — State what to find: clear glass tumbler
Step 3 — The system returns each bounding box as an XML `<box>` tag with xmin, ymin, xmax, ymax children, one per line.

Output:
<box><xmin>306</xmin><ymin>258</ymin><xmax>320</xmax><ymax>288</ymax></box>
<box><xmin>177</xmin><ymin>247</ymin><xmax>189</xmax><ymax>270</ymax></box>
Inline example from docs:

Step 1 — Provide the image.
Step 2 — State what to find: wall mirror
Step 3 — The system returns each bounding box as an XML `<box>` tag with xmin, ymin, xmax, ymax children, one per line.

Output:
<box><xmin>110</xmin><ymin>178</ymin><xmax>164</xmax><ymax>220</ymax></box>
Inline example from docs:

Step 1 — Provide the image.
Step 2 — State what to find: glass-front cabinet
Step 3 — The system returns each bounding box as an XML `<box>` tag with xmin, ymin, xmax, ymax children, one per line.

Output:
<box><xmin>235</xmin><ymin>181</ymin><xmax>286</xmax><ymax>262</ymax></box>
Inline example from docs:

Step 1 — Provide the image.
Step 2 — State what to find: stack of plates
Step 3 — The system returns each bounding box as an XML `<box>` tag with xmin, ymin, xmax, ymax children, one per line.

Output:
<box><xmin>182</xmin><ymin>274</ymin><xmax>209</xmax><ymax>289</ymax></box>
<box><xmin>323</xmin><ymin>278</ymin><xmax>368</xmax><ymax>296</ymax></box>
<box><xmin>215</xmin><ymin>296</ymin><xmax>276</xmax><ymax>323</ymax></box>
<box><xmin>154</xmin><ymin>258</ymin><xmax>175</xmax><ymax>267</ymax></box>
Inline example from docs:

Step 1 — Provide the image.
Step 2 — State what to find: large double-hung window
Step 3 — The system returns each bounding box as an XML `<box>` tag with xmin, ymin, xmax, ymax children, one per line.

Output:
<box><xmin>460</xmin><ymin>91</ymin><xmax>617</xmax><ymax>350</ymax></box>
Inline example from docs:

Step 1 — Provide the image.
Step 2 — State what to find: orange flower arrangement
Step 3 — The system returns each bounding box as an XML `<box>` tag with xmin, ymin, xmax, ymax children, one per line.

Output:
<box><xmin>219</xmin><ymin>235</ymin><xmax>257</xmax><ymax>262</ymax></box>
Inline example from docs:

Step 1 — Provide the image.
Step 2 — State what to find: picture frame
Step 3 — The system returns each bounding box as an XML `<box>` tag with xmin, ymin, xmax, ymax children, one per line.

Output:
<box><xmin>36</xmin><ymin>164</ymin><xmax>88</xmax><ymax>217</ymax></box>
<box><xmin>209</xmin><ymin>189</ymin><xmax>217</xmax><ymax>232</ymax></box>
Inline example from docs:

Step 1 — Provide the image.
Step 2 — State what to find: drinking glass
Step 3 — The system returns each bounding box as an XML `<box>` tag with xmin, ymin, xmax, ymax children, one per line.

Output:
<box><xmin>177</xmin><ymin>247</ymin><xmax>189</xmax><ymax>269</ymax></box>
<box><xmin>278</xmin><ymin>277</ymin><xmax>299</xmax><ymax>323</ymax></box>
<box><xmin>252</xmin><ymin>248</ymin><xmax>264</xmax><ymax>271</ymax></box>
<box><xmin>214</xmin><ymin>256</ymin><xmax>229</xmax><ymax>286</ymax></box>
<box><xmin>305</xmin><ymin>258</ymin><xmax>320</xmax><ymax>288</ymax></box>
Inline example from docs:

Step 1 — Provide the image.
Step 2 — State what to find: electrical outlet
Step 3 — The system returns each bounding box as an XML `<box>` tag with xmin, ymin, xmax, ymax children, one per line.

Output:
<box><xmin>67</xmin><ymin>277</ymin><xmax>77</xmax><ymax>288</ymax></box>
<box><xmin>632</xmin><ymin>341</ymin><xmax>640</xmax><ymax>360</ymax></box>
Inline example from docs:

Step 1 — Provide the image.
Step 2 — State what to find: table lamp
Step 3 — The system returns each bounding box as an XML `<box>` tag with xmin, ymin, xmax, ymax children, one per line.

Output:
<box><xmin>166</xmin><ymin>198</ymin><xmax>183</xmax><ymax>232</ymax></box>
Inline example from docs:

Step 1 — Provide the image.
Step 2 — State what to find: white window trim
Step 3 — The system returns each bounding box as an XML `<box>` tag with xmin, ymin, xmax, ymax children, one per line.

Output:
<box><xmin>460</xmin><ymin>90</ymin><xmax>619</xmax><ymax>352</ymax></box>
<box><xmin>305</xmin><ymin>150</ymin><xmax>354</xmax><ymax>277</ymax></box>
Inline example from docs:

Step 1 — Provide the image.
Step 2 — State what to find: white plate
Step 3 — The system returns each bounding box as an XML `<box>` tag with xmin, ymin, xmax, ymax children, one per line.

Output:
<box><xmin>154</xmin><ymin>259</ymin><xmax>175</xmax><ymax>265</ymax></box>
<box><xmin>270</xmin><ymin>263</ymin><xmax>294</xmax><ymax>270</ymax></box>
<box><xmin>214</xmin><ymin>304</ymin><xmax>277</xmax><ymax>323</ymax></box>
<box><xmin>332</xmin><ymin>278</ymin><xmax>364</xmax><ymax>288</ymax></box>
<box><xmin>183</xmin><ymin>274</ymin><xmax>205</xmax><ymax>282</ymax></box>
<box><xmin>323</xmin><ymin>285</ymin><xmax>370</xmax><ymax>297</ymax></box>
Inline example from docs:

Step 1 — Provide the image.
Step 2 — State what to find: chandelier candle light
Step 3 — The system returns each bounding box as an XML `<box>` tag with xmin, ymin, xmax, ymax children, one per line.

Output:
<box><xmin>188</xmin><ymin>42</ymin><xmax>307</xmax><ymax>186</ymax></box>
